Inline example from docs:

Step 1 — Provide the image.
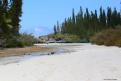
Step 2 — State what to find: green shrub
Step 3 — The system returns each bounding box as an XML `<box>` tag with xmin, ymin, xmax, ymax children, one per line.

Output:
<box><xmin>90</xmin><ymin>32</ymin><xmax>105</xmax><ymax>45</ymax></box>
<box><xmin>4</xmin><ymin>37</ymin><xmax>23</xmax><ymax>48</ymax></box>
<box><xmin>18</xmin><ymin>33</ymin><xmax>37</xmax><ymax>46</ymax></box>
<box><xmin>4</xmin><ymin>33</ymin><xmax>37</xmax><ymax>48</ymax></box>
<box><xmin>48</xmin><ymin>33</ymin><xmax>81</xmax><ymax>43</ymax></box>
<box><xmin>80</xmin><ymin>38</ymin><xmax>89</xmax><ymax>43</ymax></box>
<box><xmin>115</xmin><ymin>38</ymin><xmax>121</xmax><ymax>47</ymax></box>
<box><xmin>90</xmin><ymin>28</ymin><xmax>121</xmax><ymax>47</ymax></box>
<box><xmin>64</xmin><ymin>34</ymin><xmax>81</xmax><ymax>43</ymax></box>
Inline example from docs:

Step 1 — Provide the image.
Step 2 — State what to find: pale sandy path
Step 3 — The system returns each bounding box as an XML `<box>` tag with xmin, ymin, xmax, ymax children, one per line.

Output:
<box><xmin>0</xmin><ymin>43</ymin><xmax>121</xmax><ymax>81</ymax></box>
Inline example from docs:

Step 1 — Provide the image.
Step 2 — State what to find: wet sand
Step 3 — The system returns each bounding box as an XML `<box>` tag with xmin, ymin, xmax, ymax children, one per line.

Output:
<box><xmin>0</xmin><ymin>46</ymin><xmax>54</xmax><ymax>57</ymax></box>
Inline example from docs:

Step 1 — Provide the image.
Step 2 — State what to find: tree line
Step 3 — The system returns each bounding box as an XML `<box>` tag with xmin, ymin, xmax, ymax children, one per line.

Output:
<box><xmin>53</xmin><ymin>6</ymin><xmax>121</xmax><ymax>42</ymax></box>
<box><xmin>0</xmin><ymin>0</ymin><xmax>37</xmax><ymax>48</ymax></box>
<box><xmin>0</xmin><ymin>0</ymin><xmax>22</xmax><ymax>37</ymax></box>
<box><xmin>0</xmin><ymin>0</ymin><xmax>22</xmax><ymax>47</ymax></box>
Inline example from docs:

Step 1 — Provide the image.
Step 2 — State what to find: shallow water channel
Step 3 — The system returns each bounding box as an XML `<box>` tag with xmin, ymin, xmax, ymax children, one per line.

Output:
<box><xmin>0</xmin><ymin>44</ymin><xmax>76</xmax><ymax>65</ymax></box>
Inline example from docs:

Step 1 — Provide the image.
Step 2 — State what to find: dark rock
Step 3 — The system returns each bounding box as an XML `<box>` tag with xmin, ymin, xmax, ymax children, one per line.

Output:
<box><xmin>51</xmin><ymin>52</ymin><xmax>55</xmax><ymax>55</ymax></box>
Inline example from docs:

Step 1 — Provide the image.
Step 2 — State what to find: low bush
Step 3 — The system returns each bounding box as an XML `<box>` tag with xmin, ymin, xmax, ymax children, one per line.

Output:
<box><xmin>48</xmin><ymin>33</ymin><xmax>81</xmax><ymax>43</ymax></box>
<box><xmin>4</xmin><ymin>33</ymin><xmax>37</xmax><ymax>48</ymax></box>
<box><xmin>115</xmin><ymin>38</ymin><xmax>121</xmax><ymax>47</ymax></box>
<box><xmin>64</xmin><ymin>34</ymin><xmax>81</xmax><ymax>43</ymax></box>
<box><xmin>18</xmin><ymin>33</ymin><xmax>37</xmax><ymax>46</ymax></box>
<box><xmin>90</xmin><ymin>28</ymin><xmax>121</xmax><ymax>47</ymax></box>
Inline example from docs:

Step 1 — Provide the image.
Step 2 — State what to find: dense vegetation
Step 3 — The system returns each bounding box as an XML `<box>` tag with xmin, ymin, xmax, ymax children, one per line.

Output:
<box><xmin>53</xmin><ymin>6</ymin><xmax>121</xmax><ymax>46</ymax></box>
<box><xmin>0</xmin><ymin>0</ymin><xmax>36</xmax><ymax>48</ymax></box>
<box><xmin>90</xmin><ymin>26</ymin><xmax>121</xmax><ymax>47</ymax></box>
<box><xmin>0</xmin><ymin>0</ymin><xmax>22</xmax><ymax>37</ymax></box>
<box><xmin>48</xmin><ymin>33</ymin><xmax>81</xmax><ymax>43</ymax></box>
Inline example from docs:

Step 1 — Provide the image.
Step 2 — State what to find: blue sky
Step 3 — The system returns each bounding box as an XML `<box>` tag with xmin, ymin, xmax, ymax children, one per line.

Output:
<box><xmin>20</xmin><ymin>0</ymin><xmax>121</xmax><ymax>37</ymax></box>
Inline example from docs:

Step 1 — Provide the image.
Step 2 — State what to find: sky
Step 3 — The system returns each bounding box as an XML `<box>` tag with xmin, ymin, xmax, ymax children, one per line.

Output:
<box><xmin>20</xmin><ymin>0</ymin><xmax>121</xmax><ymax>37</ymax></box>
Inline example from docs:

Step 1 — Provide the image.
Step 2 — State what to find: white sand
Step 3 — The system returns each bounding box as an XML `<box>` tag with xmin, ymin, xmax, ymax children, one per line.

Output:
<box><xmin>0</xmin><ymin>43</ymin><xmax>121</xmax><ymax>81</ymax></box>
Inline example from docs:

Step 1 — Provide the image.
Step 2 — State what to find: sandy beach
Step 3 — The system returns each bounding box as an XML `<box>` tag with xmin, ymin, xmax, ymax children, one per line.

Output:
<box><xmin>0</xmin><ymin>43</ymin><xmax>121</xmax><ymax>81</ymax></box>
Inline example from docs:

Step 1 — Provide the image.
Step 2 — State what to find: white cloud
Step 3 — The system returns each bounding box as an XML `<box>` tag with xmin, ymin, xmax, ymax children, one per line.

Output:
<box><xmin>20</xmin><ymin>26</ymin><xmax>53</xmax><ymax>37</ymax></box>
<box><xmin>35</xmin><ymin>27</ymin><xmax>43</xmax><ymax>32</ymax></box>
<box><xmin>33</xmin><ymin>26</ymin><xmax>53</xmax><ymax>37</ymax></box>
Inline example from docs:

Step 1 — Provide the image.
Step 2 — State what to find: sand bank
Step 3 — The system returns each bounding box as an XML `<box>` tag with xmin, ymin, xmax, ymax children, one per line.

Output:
<box><xmin>0</xmin><ymin>43</ymin><xmax>121</xmax><ymax>81</ymax></box>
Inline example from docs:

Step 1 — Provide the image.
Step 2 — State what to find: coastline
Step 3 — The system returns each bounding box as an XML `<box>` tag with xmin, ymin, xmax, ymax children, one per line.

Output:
<box><xmin>0</xmin><ymin>43</ymin><xmax>79</xmax><ymax>65</ymax></box>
